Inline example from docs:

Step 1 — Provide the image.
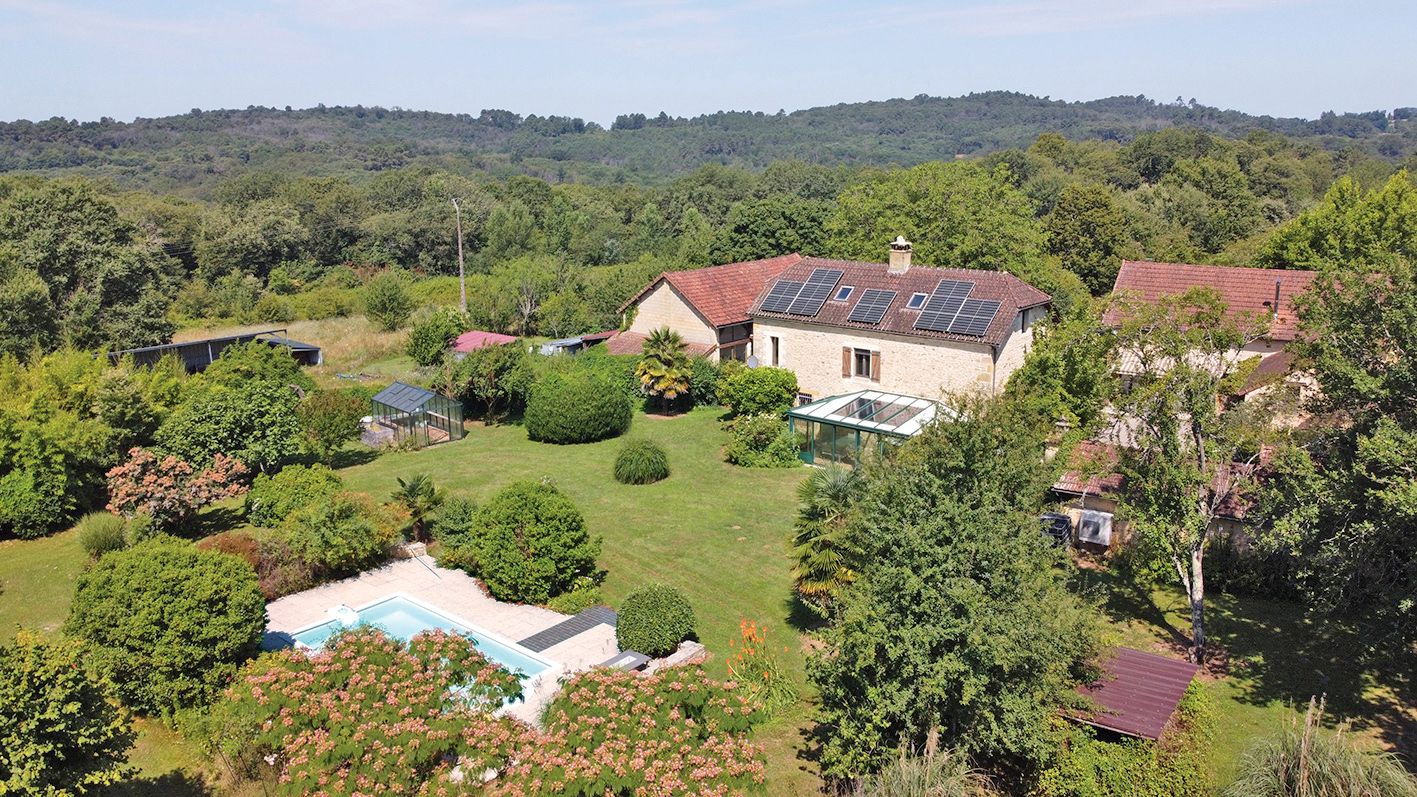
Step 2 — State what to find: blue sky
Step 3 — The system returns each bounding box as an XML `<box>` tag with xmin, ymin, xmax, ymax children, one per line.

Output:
<box><xmin>1</xmin><ymin>0</ymin><xmax>1412</xmax><ymax>124</ymax></box>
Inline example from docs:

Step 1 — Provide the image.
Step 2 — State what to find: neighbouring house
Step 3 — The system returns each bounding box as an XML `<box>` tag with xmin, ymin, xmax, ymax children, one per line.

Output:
<box><xmin>1105</xmin><ymin>260</ymin><xmax>1318</xmax><ymax>405</ymax></box>
<box><xmin>1073</xmin><ymin>647</ymin><xmax>1200</xmax><ymax>740</ymax></box>
<box><xmin>747</xmin><ymin>239</ymin><xmax>1050</xmax><ymax>402</ymax></box>
<box><xmin>539</xmin><ymin>330</ymin><xmax>615</xmax><ymax>356</ymax></box>
<box><xmin>109</xmin><ymin>328</ymin><xmax>322</xmax><ymax>373</ymax></box>
<box><xmin>1049</xmin><ymin>441</ymin><xmax>1254</xmax><ymax>554</ymax></box>
<box><xmin>607</xmin><ymin>253</ymin><xmax>804</xmax><ymax>361</ymax></box>
<box><xmin>451</xmin><ymin>330</ymin><xmax>517</xmax><ymax>359</ymax></box>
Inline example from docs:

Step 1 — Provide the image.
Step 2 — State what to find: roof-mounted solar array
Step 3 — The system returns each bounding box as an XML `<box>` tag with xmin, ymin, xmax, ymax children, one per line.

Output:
<box><xmin>848</xmin><ymin>289</ymin><xmax>897</xmax><ymax>324</ymax></box>
<box><xmin>914</xmin><ymin>279</ymin><xmax>974</xmax><ymax>332</ymax></box>
<box><xmin>758</xmin><ymin>280</ymin><xmax>804</xmax><ymax>314</ymax></box>
<box><xmin>949</xmin><ymin>298</ymin><xmax>1002</xmax><ymax>337</ymax></box>
<box><xmin>913</xmin><ymin>279</ymin><xmax>999</xmax><ymax>337</ymax></box>
<box><xmin>786</xmin><ymin>268</ymin><xmax>845</xmax><ymax>316</ymax></box>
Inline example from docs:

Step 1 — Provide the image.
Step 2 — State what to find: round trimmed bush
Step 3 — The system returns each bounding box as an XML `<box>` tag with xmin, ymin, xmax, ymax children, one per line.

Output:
<box><xmin>282</xmin><ymin>493</ymin><xmax>393</xmax><ymax>577</ymax></box>
<box><xmin>717</xmin><ymin>366</ymin><xmax>798</xmax><ymax>417</ymax></box>
<box><xmin>76</xmin><ymin>511</ymin><xmax>127</xmax><ymax>558</ymax></box>
<box><xmin>616</xmin><ymin>584</ymin><xmax>695</xmax><ymax>657</ymax></box>
<box><xmin>614</xmin><ymin>439</ymin><xmax>670</xmax><ymax>485</ymax></box>
<box><xmin>245</xmin><ymin>464</ymin><xmax>343</xmax><ymax>527</ymax></box>
<box><xmin>462</xmin><ymin>481</ymin><xmax>600</xmax><ymax>603</ymax></box>
<box><xmin>64</xmin><ymin>537</ymin><xmax>266</xmax><ymax>713</ymax></box>
<box><xmin>524</xmin><ymin>370</ymin><xmax>632</xmax><ymax>444</ymax></box>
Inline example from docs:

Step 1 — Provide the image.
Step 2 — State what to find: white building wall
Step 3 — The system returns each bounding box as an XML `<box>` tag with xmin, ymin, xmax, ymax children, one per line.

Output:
<box><xmin>627</xmin><ymin>282</ymin><xmax>717</xmax><ymax>347</ymax></box>
<box><xmin>753</xmin><ymin>316</ymin><xmax>1033</xmax><ymax>400</ymax></box>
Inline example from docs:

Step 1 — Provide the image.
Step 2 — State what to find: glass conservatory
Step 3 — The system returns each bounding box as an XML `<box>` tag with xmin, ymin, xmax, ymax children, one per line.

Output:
<box><xmin>786</xmin><ymin>390</ymin><xmax>943</xmax><ymax>466</ymax></box>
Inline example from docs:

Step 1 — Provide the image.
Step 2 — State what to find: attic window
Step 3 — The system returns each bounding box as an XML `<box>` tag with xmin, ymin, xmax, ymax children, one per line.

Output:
<box><xmin>906</xmin><ymin>292</ymin><xmax>928</xmax><ymax>309</ymax></box>
<box><xmin>833</xmin><ymin>286</ymin><xmax>854</xmax><ymax>302</ymax></box>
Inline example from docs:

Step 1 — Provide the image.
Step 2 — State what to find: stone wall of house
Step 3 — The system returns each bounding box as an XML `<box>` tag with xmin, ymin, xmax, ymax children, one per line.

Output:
<box><xmin>628</xmin><ymin>282</ymin><xmax>716</xmax><ymax>346</ymax></box>
<box><xmin>751</xmin><ymin>316</ymin><xmax>1033</xmax><ymax>400</ymax></box>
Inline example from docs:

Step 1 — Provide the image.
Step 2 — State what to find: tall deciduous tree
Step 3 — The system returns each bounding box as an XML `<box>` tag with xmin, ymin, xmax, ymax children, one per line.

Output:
<box><xmin>1110</xmin><ymin>288</ymin><xmax>1267</xmax><ymax>663</ymax></box>
<box><xmin>1044</xmin><ymin>183</ymin><xmax>1134</xmax><ymax>295</ymax></box>
<box><xmin>811</xmin><ymin>396</ymin><xmax>1099</xmax><ymax>778</ymax></box>
<box><xmin>0</xmin><ymin>631</ymin><xmax>134</xmax><ymax>794</ymax></box>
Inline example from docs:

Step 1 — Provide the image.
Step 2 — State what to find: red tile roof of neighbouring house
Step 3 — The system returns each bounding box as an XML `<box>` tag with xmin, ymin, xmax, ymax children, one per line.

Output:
<box><xmin>1053</xmin><ymin>441</ymin><xmax>1125</xmax><ymax>497</ymax></box>
<box><xmin>748</xmin><ymin>257</ymin><xmax>1051</xmax><ymax>347</ymax></box>
<box><xmin>452</xmin><ymin>330</ymin><xmax>517</xmax><ymax>353</ymax></box>
<box><xmin>603</xmin><ymin>330</ymin><xmax>716</xmax><ymax>358</ymax></box>
<box><xmin>1074</xmin><ymin>647</ymin><xmax>1200</xmax><ymax>740</ymax></box>
<box><xmin>619</xmin><ymin>254</ymin><xmax>805</xmax><ymax>328</ymax></box>
<box><xmin>1105</xmin><ymin>261</ymin><xmax>1317</xmax><ymax>342</ymax></box>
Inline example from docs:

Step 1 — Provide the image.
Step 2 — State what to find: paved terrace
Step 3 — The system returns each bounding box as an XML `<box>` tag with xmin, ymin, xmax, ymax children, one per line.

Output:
<box><xmin>264</xmin><ymin>557</ymin><xmax>619</xmax><ymax>722</ymax></box>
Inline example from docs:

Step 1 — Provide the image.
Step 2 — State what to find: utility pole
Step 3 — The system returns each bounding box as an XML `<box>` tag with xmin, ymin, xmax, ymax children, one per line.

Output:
<box><xmin>451</xmin><ymin>197</ymin><xmax>467</xmax><ymax>313</ymax></box>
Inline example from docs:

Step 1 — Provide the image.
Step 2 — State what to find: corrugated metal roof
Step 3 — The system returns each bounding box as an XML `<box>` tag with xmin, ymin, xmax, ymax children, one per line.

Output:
<box><xmin>371</xmin><ymin>381</ymin><xmax>438</xmax><ymax>413</ymax></box>
<box><xmin>1074</xmin><ymin>647</ymin><xmax>1199</xmax><ymax>740</ymax></box>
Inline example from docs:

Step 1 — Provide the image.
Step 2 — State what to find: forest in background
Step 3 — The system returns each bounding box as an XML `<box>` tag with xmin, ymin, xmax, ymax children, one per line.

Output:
<box><xmin>3</xmin><ymin>91</ymin><xmax>1416</xmax><ymax>194</ymax></box>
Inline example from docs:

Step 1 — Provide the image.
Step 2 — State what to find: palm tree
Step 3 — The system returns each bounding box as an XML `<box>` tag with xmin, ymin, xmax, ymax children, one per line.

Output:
<box><xmin>635</xmin><ymin>327</ymin><xmax>691</xmax><ymax>413</ymax></box>
<box><xmin>791</xmin><ymin>465</ymin><xmax>864</xmax><ymax>618</ymax></box>
<box><xmin>391</xmin><ymin>473</ymin><xmax>445</xmax><ymax>543</ymax></box>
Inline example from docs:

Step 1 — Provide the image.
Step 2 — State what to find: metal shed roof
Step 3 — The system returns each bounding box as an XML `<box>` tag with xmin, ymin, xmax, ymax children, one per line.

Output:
<box><xmin>787</xmin><ymin>390</ymin><xmax>943</xmax><ymax>438</ymax></box>
<box><xmin>371</xmin><ymin>381</ymin><xmax>439</xmax><ymax>413</ymax></box>
<box><xmin>1074</xmin><ymin>647</ymin><xmax>1200</xmax><ymax>740</ymax></box>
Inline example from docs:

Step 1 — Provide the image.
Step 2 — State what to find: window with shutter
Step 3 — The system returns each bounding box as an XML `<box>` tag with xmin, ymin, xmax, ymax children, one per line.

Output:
<box><xmin>870</xmin><ymin>350</ymin><xmax>881</xmax><ymax>382</ymax></box>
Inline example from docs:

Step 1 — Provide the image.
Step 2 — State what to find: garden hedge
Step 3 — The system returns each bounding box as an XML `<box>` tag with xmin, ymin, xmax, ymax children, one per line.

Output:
<box><xmin>717</xmin><ymin>366</ymin><xmax>798</xmax><ymax>417</ymax></box>
<box><xmin>65</xmin><ymin>537</ymin><xmax>266</xmax><ymax>713</ymax></box>
<box><xmin>245</xmin><ymin>463</ymin><xmax>343</xmax><ymax>527</ymax></box>
<box><xmin>524</xmin><ymin>370</ymin><xmax>632</xmax><ymax>444</ymax></box>
<box><xmin>616</xmin><ymin>584</ymin><xmax>695</xmax><ymax>657</ymax></box>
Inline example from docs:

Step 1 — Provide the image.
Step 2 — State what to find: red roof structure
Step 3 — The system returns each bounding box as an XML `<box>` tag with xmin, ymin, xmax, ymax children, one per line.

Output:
<box><xmin>620</xmin><ymin>254</ymin><xmax>804</xmax><ymax>328</ymax></box>
<box><xmin>1053</xmin><ymin>441</ymin><xmax>1125</xmax><ymax>497</ymax></box>
<box><xmin>748</xmin><ymin>256</ymin><xmax>1050</xmax><ymax>346</ymax></box>
<box><xmin>1105</xmin><ymin>261</ymin><xmax>1317</xmax><ymax>342</ymax></box>
<box><xmin>452</xmin><ymin>330</ymin><xmax>517</xmax><ymax>353</ymax></box>
<box><xmin>1075</xmin><ymin>647</ymin><xmax>1200</xmax><ymax>740</ymax></box>
<box><xmin>603</xmin><ymin>330</ymin><xmax>716</xmax><ymax>358</ymax></box>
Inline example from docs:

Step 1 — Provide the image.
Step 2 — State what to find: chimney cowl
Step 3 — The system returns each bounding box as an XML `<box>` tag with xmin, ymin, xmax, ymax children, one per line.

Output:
<box><xmin>888</xmin><ymin>236</ymin><xmax>913</xmax><ymax>274</ymax></box>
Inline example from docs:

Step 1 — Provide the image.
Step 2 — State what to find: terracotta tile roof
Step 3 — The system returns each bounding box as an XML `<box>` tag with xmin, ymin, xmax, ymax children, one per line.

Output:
<box><xmin>603</xmin><ymin>331</ymin><xmax>715</xmax><ymax>358</ymax></box>
<box><xmin>1105</xmin><ymin>261</ymin><xmax>1317</xmax><ymax>342</ymax></box>
<box><xmin>1053</xmin><ymin>441</ymin><xmax>1124</xmax><ymax>496</ymax></box>
<box><xmin>452</xmin><ymin>330</ymin><xmax>517</xmax><ymax>353</ymax></box>
<box><xmin>620</xmin><ymin>254</ymin><xmax>804</xmax><ymax>328</ymax></box>
<box><xmin>748</xmin><ymin>257</ymin><xmax>1050</xmax><ymax>346</ymax></box>
<box><xmin>1074</xmin><ymin>647</ymin><xmax>1200</xmax><ymax>740</ymax></box>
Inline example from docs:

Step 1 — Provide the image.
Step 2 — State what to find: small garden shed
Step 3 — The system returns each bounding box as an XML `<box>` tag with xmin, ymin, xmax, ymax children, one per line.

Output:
<box><xmin>787</xmin><ymin>390</ymin><xmax>942</xmax><ymax>466</ymax></box>
<box><xmin>368</xmin><ymin>381</ymin><xmax>464</xmax><ymax>448</ymax></box>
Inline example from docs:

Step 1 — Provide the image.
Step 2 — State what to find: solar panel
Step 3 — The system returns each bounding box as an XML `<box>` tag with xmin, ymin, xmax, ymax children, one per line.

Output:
<box><xmin>759</xmin><ymin>280</ymin><xmax>804</xmax><ymax>314</ymax></box>
<box><xmin>848</xmin><ymin>289</ymin><xmax>897</xmax><ymax>324</ymax></box>
<box><xmin>914</xmin><ymin>279</ymin><xmax>975</xmax><ymax>332</ymax></box>
<box><xmin>946</xmin><ymin>298</ymin><xmax>1001</xmax><ymax>337</ymax></box>
<box><xmin>787</xmin><ymin>268</ymin><xmax>845</xmax><ymax>316</ymax></box>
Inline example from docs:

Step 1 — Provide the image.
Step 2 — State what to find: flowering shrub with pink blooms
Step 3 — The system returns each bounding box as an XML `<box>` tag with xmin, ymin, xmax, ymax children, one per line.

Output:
<box><xmin>105</xmin><ymin>446</ymin><xmax>248</xmax><ymax>530</ymax></box>
<box><xmin>207</xmin><ymin>627</ymin><xmax>530</xmax><ymax>796</ymax></box>
<box><xmin>495</xmin><ymin>666</ymin><xmax>767</xmax><ymax>796</ymax></box>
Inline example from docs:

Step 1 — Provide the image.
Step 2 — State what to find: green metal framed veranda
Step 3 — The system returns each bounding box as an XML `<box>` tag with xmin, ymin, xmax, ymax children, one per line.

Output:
<box><xmin>787</xmin><ymin>390</ymin><xmax>943</xmax><ymax>466</ymax></box>
<box><xmin>369</xmin><ymin>381</ymin><xmax>465</xmax><ymax>448</ymax></box>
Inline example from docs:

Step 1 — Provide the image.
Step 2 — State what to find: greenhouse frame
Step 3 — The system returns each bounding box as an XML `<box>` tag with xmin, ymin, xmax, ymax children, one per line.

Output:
<box><xmin>786</xmin><ymin>390</ymin><xmax>943</xmax><ymax>466</ymax></box>
<box><xmin>369</xmin><ymin>381</ymin><xmax>465</xmax><ymax>448</ymax></box>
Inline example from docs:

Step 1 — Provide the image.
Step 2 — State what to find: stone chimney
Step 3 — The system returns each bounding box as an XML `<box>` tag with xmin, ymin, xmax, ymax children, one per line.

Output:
<box><xmin>888</xmin><ymin>235</ymin><xmax>912</xmax><ymax>274</ymax></box>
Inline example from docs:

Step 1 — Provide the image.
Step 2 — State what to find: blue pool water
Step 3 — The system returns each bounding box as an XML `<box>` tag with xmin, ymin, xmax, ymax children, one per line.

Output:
<box><xmin>291</xmin><ymin>595</ymin><xmax>551</xmax><ymax>678</ymax></box>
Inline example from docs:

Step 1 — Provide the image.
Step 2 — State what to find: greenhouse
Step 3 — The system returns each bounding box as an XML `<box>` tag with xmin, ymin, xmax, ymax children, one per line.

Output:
<box><xmin>368</xmin><ymin>381</ymin><xmax>465</xmax><ymax>448</ymax></box>
<box><xmin>786</xmin><ymin>390</ymin><xmax>943</xmax><ymax>466</ymax></box>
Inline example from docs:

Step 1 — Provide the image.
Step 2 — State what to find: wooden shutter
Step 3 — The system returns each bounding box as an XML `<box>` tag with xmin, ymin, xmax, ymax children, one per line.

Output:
<box><xmin>842</xmin><ymin>347</ymin><xmax>851</xmax><ymax>378</ymax></box>
<box><xmin>871</xmin><ymin>350</ymin><xmax>881</xmax><ymax>382</ymax></box>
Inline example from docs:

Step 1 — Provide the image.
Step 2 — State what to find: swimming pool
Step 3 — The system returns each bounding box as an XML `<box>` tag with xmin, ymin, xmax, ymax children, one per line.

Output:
<box><xmin>290</xmin><ymin>594</ymin><xmax>553</xmax><ymax>679</ymax></box>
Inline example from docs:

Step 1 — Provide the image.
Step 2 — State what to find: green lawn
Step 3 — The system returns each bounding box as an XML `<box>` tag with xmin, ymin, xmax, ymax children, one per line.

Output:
<box><xmin>2</xmin><ymin>407</ymin><xmax>1411</xmax><ymax>793</ymax></box>
<box><xmin>1073</xmin><ymin>565</ymin><xmax>1416</xmax><ymax>784</ymax></box>
<box><xmin>338</xmin><ymin>407</ymin><xmax>824</xmax><ymax>792</ymax></box>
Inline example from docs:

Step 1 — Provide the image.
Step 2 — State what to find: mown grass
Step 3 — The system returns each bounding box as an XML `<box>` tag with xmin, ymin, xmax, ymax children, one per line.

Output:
<box><xmin>2</xmin><ymin>403</ymin><xmax>1411</xmax><ymax>792</ymax></box>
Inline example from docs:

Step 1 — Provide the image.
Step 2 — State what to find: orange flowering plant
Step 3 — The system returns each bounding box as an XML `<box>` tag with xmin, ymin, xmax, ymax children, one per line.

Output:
<box><xmin>725</xmin><ymin>618</ymin><xmax>798</xmax><ymax>718</ymax></box>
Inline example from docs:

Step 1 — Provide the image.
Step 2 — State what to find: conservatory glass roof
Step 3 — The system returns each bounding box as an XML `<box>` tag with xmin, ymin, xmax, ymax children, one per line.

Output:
<box><xmin>786</xmin><ymin>390</ymin><xmax>943</xmax><ymax>438</ymax></box>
